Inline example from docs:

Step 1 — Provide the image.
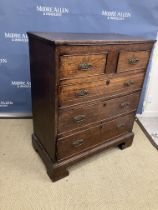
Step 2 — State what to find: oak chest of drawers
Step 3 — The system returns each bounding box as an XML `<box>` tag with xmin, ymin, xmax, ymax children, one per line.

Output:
<box><xmin>27</xmin><ymin>32</ymin><xmax>155</xmax><ymax>182</ymax></box>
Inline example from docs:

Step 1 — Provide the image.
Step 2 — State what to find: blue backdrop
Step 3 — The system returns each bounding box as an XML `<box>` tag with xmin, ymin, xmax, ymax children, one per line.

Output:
<box><xmin>0</xmin><ymin>0</ymin><xmax>157</xmax><ymax>116</ymax></box>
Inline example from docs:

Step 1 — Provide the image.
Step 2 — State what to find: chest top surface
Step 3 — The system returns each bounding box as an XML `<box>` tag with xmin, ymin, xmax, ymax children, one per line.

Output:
<box><xmin>27</xmin><ymin>32</ymin><xmax>155</xmax><ymax>45</ymax></box>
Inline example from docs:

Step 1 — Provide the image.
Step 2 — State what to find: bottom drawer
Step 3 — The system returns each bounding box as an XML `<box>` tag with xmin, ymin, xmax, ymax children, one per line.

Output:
<box><xmin>57</xmin><ymin>113</ymin><xmax>135</xmax><ymax>160</ymax></box>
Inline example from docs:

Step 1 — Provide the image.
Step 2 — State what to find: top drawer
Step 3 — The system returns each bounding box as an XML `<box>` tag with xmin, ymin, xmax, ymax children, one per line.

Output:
<box><xmin>59</xmin><ymin>53</ymin><xmax>107</xmax><ymax>79</ymax></box>
<box><xmin>117</xmin><ymin>50</ymin><xmax>150</xmax><ymax>73</ymax></box>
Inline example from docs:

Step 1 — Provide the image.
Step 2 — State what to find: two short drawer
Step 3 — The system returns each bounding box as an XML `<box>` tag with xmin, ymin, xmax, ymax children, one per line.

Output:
<box><xmin>57</xmin><ymin>113</ymin><xmax>135</xmax><ymax>160</ymax></box>
<box><xmin>59</xmin><ymin>50</ymin><xmax>150</xmax><ymax>80</ymax></box>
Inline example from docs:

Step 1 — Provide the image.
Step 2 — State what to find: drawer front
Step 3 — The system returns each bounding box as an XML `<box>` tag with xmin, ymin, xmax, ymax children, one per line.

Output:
<box><xmin>57</xmin><ymin>113</ymin><xmax>135</xmax><ymax>160</ymax></box>
<box><xmin>58</xmin><ymin>72</ymin><xmax>145</xmax><ymax>107</ymax></box>
<box><xmin>59</xmin><ymin>53</ymin><xmax>107</xmax><ymax>79</ymax></box>
<box><xmin>58</xmin><ymin>92</ymin><xmax>140</xmax><ymax>134</ymax></box>
<box><xmin>117</xmin><ymin>50</ymin><xmax>150</xmax><ymax>73</ymax></box>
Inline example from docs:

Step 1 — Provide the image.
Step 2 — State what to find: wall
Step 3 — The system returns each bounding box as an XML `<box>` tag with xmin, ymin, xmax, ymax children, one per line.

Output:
<box><xmin>0</xmin><ymin>0</ymin><xmax>158</xmax><ymax>117</ymax></box>
<box><xmin>138</xmin><ymin>33</ymin><xmax>158</xmax><ymax>117</ymax></box>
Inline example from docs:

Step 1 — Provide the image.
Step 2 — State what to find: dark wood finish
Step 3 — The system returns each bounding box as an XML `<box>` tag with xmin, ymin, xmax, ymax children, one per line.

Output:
<box><xmin>117</xmin><ymin>50</ymin><xmax>150</xmax><ymax>72</ymax></box>
<box><xmin>59</xmin><ymin>53</ymin><xmax>107</xmax><ymax>79</ymax></box>
<box><xmin>28</xmin><ymin>37</ymin><xmax>57</xmax><ymax>160</ymax></box>
<box><xmin>32</xmin><ymin>132</ymin><xmax>134</xmax><ymax>182</ymax></box>
<box><xmin>58</xmin><ymin>92</ymin><xmax>140</xmax><ymax>134</ymax></box>
<box><xmin>27</xmin><ymin>32</ymin><xmax>155</xmax><ymax>182</ymax></box>
<box><xmin>57</xmin><ymin>42</ymin><xmax>153</xmax><ymax>78</ymax></box>
<box><xmin>57</xmin><ymin>113</ymin><xmax>135</xmax><ymax>160</ymax></box>
<box><xmin>28</xmin><ymin>32</ymin><xmax>154</xmax><ymax>45</ymax></box>
<box><xmin>58</xmin><ymin>71</ymin><xmax>145</xmax><ymax>107</ymax></box>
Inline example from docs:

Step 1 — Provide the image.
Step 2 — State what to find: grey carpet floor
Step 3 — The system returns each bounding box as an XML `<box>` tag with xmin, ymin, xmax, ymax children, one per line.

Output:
<box><xmin>0</xmin><ymin>119</ymin><xmax>158</xmax><ymax>210</ymax></box>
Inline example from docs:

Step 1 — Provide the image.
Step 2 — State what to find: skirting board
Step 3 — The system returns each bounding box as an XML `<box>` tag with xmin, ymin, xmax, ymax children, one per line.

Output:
<box><xmin>0</xmin><ymin>113</ymin><xmax>32</xmax><ymax>118</ymax></box>
<box><xmin>135</xmin><ymin>117</ymin><xmax>158</xmax><ymax>150</ymax></box>
<box><xmin>137</xmin><ymin>111</ymin><xmax>158</xmax><ymax>118</ymax></box>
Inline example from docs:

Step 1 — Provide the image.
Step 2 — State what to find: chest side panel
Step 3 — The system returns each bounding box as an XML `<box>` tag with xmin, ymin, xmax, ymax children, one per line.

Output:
<box><xmin>28</xmin><ymin>36</ymin><xmax>57</xmax><ymax>161</ymax></box>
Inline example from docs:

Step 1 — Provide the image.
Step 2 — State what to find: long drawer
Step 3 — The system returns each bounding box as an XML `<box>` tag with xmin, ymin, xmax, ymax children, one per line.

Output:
<box><xmin>58</xmin><ymin>72</ymin><xmax>145</xmax><ymax>107</ymax></box>
<box><xmin>57</xmin><ymin>113</ymin><xmax>135</xmax><ymax>160</ymax></box>
<box><xmin>58</xmin><ymin>92</ymin><xmax>140</xmax><ymax>134</ymax></box>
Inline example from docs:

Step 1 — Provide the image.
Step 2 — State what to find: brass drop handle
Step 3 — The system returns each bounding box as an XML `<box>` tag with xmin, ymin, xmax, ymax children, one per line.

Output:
<box><xmin>72</xmin><ymin>139</ymin><xmax>84</xmax><ymax>147</ymax></box>
<box><xmin>120</xmin><ymin>102</ymin><xmax>130</xmax><ymax>108</ymax></box>
<box><xmin>124</xmin><ymin>80</ymin><xmax>134</xmax><ymax>87</ymax></box>
<box><xmin>106</xmin><ymin>79</ymin><xmax>110</xmax><ymax>85</ymax></box>
<box><xmin>75</xmin><ymin>89</ymin><xmax>88</xmax><ymax>97</ymax></box>
<box><xmin>73</xmin><ymin>115</ymin><xmax>85</xmax><ymax>123</ymax></box>
<box><xmin>128</xmin><ymin>57</ymin><xmax>139</xmax><ymax>65</ymax></box>
<box><xmin>117</xmin><ymin>123</ymin><xmax>126</xmax><ymax>129</ymax></box>
<box><xmin>78</xmin><ymin>62</ymin><xmax>93</xmax><ymax>70</ymax></box>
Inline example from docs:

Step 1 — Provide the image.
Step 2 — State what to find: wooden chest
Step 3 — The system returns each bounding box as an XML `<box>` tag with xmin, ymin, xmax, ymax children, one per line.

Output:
<box><xmin>27</xmin><ymin>32</ymin><xmax>155</xmax><ymax>182</ymax></box>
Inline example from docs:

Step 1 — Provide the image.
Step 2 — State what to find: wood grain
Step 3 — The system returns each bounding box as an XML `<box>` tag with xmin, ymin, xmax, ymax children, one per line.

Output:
<box><xmin>58</xmin><ymin>72</ymin><xmax>145</xmax><ymax>107</ymax></box>
<box><xmin>59</xmin><ymin>53</ymin><xmax>107</xmax><ymax>79</ymax></box>
<box><xmin>28</xmin><ymin>32</ymin><xmax>155</xmax><ymax>45</ymax></box>
<box><xmin>57</xmin><ymin>113</ymin><xmax>135</xmax><ymax>160</ymax></box>
<box><xmin>57</xmin><ymin>42</ymin><xmax>153</xmax><ymax>77</ymax></box>
<box><xmin>58</xmin><ymin>92</ymin><xmax>140</xmax><ymax>134</ymax></box>
<box><xmin>117</xmin><ymin>50</ymin><xmax>150</xmax><ymax>72</ymax></box>
<box><xmin>27</xmin><ymin>32</ymin><xmax>155</xmax><ymax>181</ymax></box>
<box><xmin>28</xmin><ymin>36</ymin><xmax>57</xmax><ymax>160</ymax></box>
